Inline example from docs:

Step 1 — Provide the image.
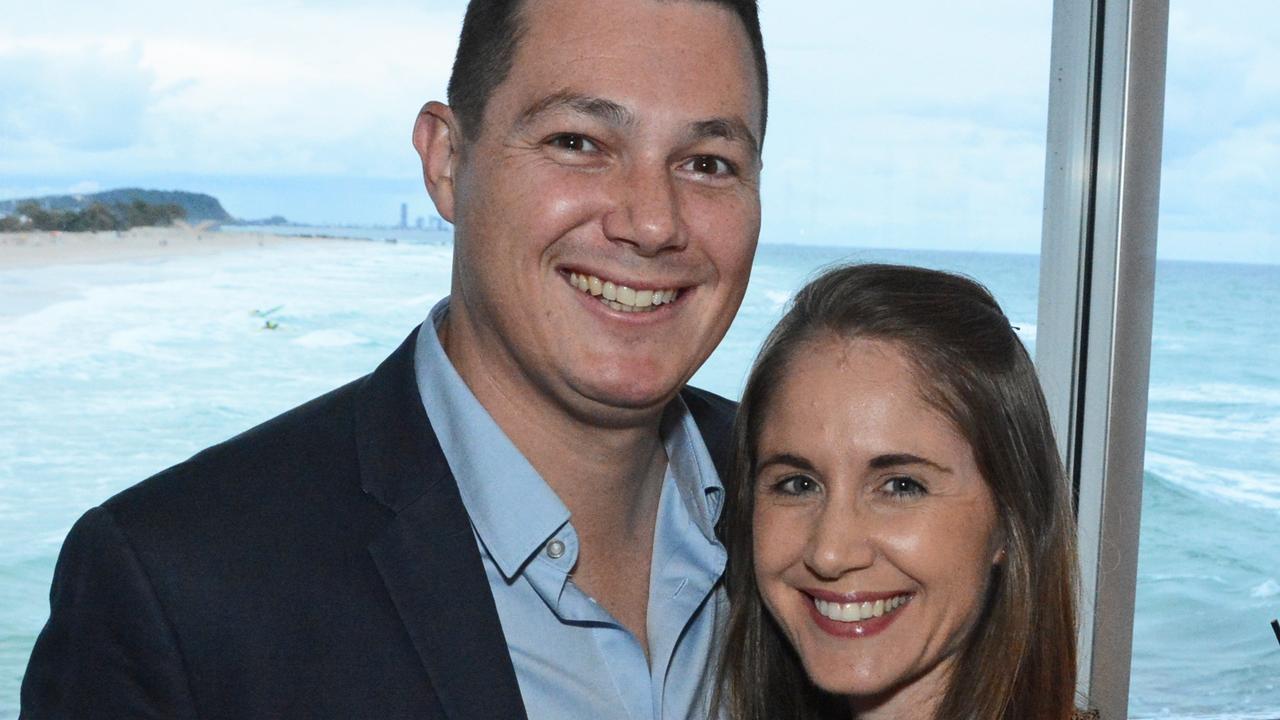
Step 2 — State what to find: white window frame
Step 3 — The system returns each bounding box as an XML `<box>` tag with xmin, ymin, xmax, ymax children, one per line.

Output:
<box><xmin>1037</xmin><ymin>1</ymin><xmax>1169</xmax><ymax>717</ymax></box>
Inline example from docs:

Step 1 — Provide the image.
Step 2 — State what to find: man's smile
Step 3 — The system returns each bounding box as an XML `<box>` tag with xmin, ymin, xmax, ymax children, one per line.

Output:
<box><xmin>566</xmin><ymin>270</ymin><xmax>682</xmax><ymax>313</ymax></box>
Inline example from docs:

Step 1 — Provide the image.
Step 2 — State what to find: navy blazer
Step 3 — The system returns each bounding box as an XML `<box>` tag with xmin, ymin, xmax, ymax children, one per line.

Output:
<box><xmin>21</xmin><ymin>328</ymin><xmax>737</xmax><ymax>719</ymax></box>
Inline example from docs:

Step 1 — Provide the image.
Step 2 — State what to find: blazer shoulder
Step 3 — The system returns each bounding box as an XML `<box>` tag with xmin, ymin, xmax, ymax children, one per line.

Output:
<box><xmin>22</xmin><ymin>505</ymin><xmax>200</xmax><ymax>719</ymax></box>
<box><xmin>681</xmin><ymin>385</ymin><xmax>738</xmax><ymax>480</ymax></box>
<box><xmin>681</xmin><ymin>385</ymin><xmax>737</xmax><ymax>422</ymax></box>
<box><xmin>102</xmin><ymin>375</ymin><xmax>369</xmax><ymax>529</ymax></box>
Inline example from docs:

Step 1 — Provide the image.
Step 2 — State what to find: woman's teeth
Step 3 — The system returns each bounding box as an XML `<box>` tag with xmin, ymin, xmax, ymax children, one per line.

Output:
<box><xmin>813</xmin><ymin>594</ymin><xmax>911</xmax><ymax>623</ymax></box>
<box><xmin>569</xmin><ymin>272</ymin><xmax>679</xmax><ymax>313</ymax></box>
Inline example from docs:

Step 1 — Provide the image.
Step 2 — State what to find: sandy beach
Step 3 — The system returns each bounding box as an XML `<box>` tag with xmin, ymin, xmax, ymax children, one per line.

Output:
<box><xmin>0</xmin><ymin>227</ymin><xmax>352</xmax><ymax>270</ymax></box>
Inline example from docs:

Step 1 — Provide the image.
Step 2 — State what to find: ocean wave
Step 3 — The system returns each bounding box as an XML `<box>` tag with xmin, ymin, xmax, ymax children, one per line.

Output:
<box><xmin>763</xmin><ymin>290</ymin><xmax>791</xmax><ymax>309</ymax></box>
<box><xmin>1249</xmin><ymin>579</ymin><xmax>1280</xmax><ymax>598</ymax></box>
<box><xmin>1145</xmin><ymin>451</ymin><xmax>1280</xmax><ymax>512</ymax></box>
<box><xmin>292</xmin><ymin>329</ymin><xmax>371</xmax><ymax>349</ymax></box>
<box><xmin>1147</xmin><ymin>410</ymin><xmax>1280</xmax><ymax>443</ymax></box>
<box><xmin>1012</xmin><ymin>322</ymin><xmax>1036</xmax><ymax>353</ymax></box>
<box><xmin>1144</xmin><ymin>572</ymin><xmax>1229</xmax><ymax>585</ymax></box>
<box><xmin>1136</xmin><ymin>707</ymin><xmax>1280</xmax><ymax>712</ymax></box>
<box><xmin>1149</xmin><ymin>382</ymin><xmax>1280</xmax><ymax>408</ymax></box>
<box><xmin>398</xmin><ymin>292</ymin><xmax>447</xmax><ymax>309</ymax></box>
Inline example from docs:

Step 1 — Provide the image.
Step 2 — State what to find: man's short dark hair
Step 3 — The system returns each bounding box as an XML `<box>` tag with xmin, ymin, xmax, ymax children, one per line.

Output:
<box><xmin>446</xmin><ymin>0</ymin><xmax>768</xmax><ymax>148</ymax></box>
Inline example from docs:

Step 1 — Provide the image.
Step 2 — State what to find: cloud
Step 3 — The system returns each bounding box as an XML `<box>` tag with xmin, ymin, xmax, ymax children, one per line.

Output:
<box><xmin>759</xmin><ymin>0</ymin><xmax>1052</xmax><ymax>253</ymax></box>
<box><xmin>0</xmin><ymin>0</ymin><xmax>1276</xmax><ymax>262</ymax></box>
<box><xmin>1157</xmin><ymin>1</ymin><xmax>1280</xmax><ymax>262</ymax></box>
<box><xmin>0</xmin><ymin>44</ymin><xmax>155</xmax><ymax>153</ymax></box>
<box><xmin>67</xmin><ymin>180</ymin><xmax>102</xmax><ymax>195</ymax></box>
<box><xmin>0</xmin><ymin>0</ymin><xmax>463</xmax><ymax>177</ymax></box>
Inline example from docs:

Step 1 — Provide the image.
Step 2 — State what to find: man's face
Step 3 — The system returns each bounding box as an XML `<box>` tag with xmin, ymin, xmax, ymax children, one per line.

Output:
<box><xmin>436</xmin><ymin>0</ymin><xmax>762</xmax><ymax>422</ymax></box>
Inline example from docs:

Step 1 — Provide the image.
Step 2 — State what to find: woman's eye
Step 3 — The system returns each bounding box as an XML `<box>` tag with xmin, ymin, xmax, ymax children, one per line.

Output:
<box><xmin>684</xmin><ymin>155</ymin><xmax>735</xmax><ymax>177</ymax></box>
<box><xmin>882</xmin><ymin>475</ymin><xmax>927</xmax><ymax>498</ymax></box>
<box><xmin>548</xmin><ymin>134</ymin><xmax>599</xmax><ymax>152</ymax></box>
<box><xmin>775</xmin><ymin>475</ymin><xmax>820</xmax><ymax>496</ymax></box>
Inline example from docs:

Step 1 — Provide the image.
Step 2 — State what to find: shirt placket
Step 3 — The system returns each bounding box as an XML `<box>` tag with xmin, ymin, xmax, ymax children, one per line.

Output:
<box><xmin>536</xmin><ymin>526</ymin><xmax>659</xmax><ymax>720</ymax></box>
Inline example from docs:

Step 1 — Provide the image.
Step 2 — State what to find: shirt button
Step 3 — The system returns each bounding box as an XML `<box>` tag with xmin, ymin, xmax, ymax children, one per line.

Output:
<box><xmin>546</xmin><ymin>539</ymin><xmax>566</xmax><ymax>559</ymax></box>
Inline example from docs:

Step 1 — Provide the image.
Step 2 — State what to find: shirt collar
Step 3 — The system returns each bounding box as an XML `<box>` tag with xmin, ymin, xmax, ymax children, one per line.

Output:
<box><xmin>414</xmin><ymin>298</ymin><xmax>569</xmax><ymax>580</ymax></box>
<box><xmin>413</xmin><ymin>297</ymin><xmax>725</xmax><ymax>578</ymax></box>
<box><xmin>659</xmin><ymin>400</ymin><xmax>725</xmax><ymax>546</ymax></box>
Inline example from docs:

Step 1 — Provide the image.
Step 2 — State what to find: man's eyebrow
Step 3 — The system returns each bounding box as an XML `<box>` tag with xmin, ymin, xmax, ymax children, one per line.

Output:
<box><xmin>515</xmin><ymin>90</ymin><xmax>635</xmax><ymax>130</ymax></box>
<box><xmin>689</xmin><ymin>117</ymin><xmax>760</xmax><ymax>157</ymax></box>
<box><xmin>868</xmin><ymin>453</ymin><xmax>953</xmax><ymax>474</ymax></box>
<box><xmin>755</xmin><ymin>452</ymin><xmax>816</xmax><ymax>474</ymax></box>
<box><xmin>515</xmin><ymin>91</ymin><xmax>760</xmax><ymax>157</ymax></box>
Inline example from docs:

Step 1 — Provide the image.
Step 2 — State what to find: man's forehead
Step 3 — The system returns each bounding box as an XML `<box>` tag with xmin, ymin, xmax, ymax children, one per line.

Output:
<box><xmin>500</xmin><ymin>0</ymin><xmax>762</xmax><ymax>130</ymax></box>
<box><xmin>514</xmin><ymin>0</ymin><xmax>748</xmax><ymax>50</ymax></box>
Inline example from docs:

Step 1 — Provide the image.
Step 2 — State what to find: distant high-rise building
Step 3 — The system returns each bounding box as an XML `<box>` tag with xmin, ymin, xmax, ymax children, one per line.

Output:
<box><xmin>415</xmin><ymin>216</ymin><xmax>424</xmax><ymax>229</ymax></box>
<box><xmin>399</xmin><ymin>203</ymin><xmax>408</xmax><ymax>228</ymax></box>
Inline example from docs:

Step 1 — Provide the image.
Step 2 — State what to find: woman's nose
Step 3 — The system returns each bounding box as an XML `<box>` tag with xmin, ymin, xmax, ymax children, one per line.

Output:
<box><xmin>803</xmin><ymin>502</ymin><xmax>876</xmax><ymax>580</ymax></box>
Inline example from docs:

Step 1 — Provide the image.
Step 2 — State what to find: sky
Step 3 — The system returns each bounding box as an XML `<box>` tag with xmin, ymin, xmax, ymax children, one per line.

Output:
<box><xmin>0</xmin><ymin>0</ymin><xmax>1275</xmax><ymax>264</ymax></box>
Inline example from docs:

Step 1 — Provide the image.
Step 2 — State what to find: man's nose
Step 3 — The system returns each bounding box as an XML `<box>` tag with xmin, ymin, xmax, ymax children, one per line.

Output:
<box><xmin>601</xmin><ymin>161</ymin><xmax>685</xmax><ymax>255</ymax></box>
<box><xmin>803</xmin><ymin>501</ymin><xmax>876</xmax><ymax>580</ymax></box>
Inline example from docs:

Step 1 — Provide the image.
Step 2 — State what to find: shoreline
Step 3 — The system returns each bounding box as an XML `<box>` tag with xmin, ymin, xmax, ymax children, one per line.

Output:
<box><xmin>0</xmin><ymin>227</ymin><xmax>360</xmax><ymax>271</ymax></box>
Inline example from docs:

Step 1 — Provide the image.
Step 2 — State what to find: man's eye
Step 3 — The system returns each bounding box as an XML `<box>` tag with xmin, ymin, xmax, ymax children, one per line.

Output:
<box><xmin>548</xmin><ymin>134</ymin><xmax>599</xmax><ymax>152</ymax></box>
<box><xmin>684</xmin><ymin>155</ymin><xmax>735</xmax><ymax>177</ymax></box>
<box><xmin>775</xmin><ymin>475</ymin><xmax>820</xmax><ymax>496</ymax></box>
<box><xmin>882</xmin><ymin>476</ymin><xmax>927</xmax><ymax>498</ymax></box>
<box><xmin>680</xmin><ymin>153</ymin><xmax>742</xmax><ymax>175</ymax></box>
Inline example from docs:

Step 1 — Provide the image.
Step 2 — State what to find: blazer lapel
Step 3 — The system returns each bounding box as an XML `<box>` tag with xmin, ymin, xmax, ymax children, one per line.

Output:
<box><xmin>357</xmin><ymin>329</ymin><xmax>528</xmax><ymax>720</ymax></box>
<box><xmin>681</xmin><ymin>386</ymin><xmax>737</xmax><ymax>480</ymax></box>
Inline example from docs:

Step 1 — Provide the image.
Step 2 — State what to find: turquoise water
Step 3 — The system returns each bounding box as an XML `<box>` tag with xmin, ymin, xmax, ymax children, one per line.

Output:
<box><xmin>1131</xmin><ymin>260</ymin><xmax>1280</xmax><ymax>718</ymax></box>
<box><xmin>0</xmin><ymin>232</ymin><xmax>1276</xmax><ymax>717</ymax></box>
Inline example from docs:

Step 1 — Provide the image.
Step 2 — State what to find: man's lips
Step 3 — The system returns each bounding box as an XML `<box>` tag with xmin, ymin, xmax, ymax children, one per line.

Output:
<box><xmin>565</xmin><ymin>270</ymin><xmax>682</xmax><ymax>313</ymax></box>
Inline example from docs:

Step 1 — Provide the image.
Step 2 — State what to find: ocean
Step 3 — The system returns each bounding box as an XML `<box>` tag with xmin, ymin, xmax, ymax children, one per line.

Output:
<box><xmin>0</xmin><ymin>229</ymin><xmax>1276</xmax><ymax>717</ymax></box>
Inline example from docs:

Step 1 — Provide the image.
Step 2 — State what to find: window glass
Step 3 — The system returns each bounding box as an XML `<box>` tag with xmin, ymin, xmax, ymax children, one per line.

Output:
<box><xmin>0</xmin><ymin>2</ymin><xmax>1053</xmax><ymax>714</ymax></box>
<box><xmin>1131</xmin><ymin>2</ymin><xmax>1280</xmax><ymax>716</ymax></box>
<box><xmin>694</xmin><ymin>2</ymin><xmax>1052</xmax><ymax>395</ymax></box>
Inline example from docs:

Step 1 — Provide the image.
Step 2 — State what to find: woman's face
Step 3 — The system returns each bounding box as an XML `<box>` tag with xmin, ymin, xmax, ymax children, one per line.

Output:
<box><xmin>752</xmin><ymin>336</ymin><xmax>1002</xmax><ymax>713</ymax></box>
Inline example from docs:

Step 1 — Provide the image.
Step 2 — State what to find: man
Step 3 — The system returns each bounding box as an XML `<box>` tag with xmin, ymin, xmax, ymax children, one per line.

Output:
<box><xmin>21</xmin><ymin>0</ymin><xmax>767</xmax><ymax>717</ymax></box>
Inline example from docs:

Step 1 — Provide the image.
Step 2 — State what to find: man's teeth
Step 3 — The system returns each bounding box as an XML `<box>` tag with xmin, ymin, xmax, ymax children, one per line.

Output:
<box><xmin>569</xmin><ymin>272</ymin><xmax>679</xmax><ymax>313</ymax></box>
<box><xmin>813</xmin><ymin>595</ymin><xmax>910</xmax><ymax>623</ymax></box>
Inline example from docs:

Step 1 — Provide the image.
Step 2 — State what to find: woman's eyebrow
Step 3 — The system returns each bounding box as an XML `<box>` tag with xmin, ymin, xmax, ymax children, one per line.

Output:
<box><xmin>755</xmin><ymin>452</ymin><xmax>815</xmax><ymax>473</ymax></box>
<box><xmin>868</xmin><ymin>453</ymin><xmax>953</xmax><ymax>474</ymax></box>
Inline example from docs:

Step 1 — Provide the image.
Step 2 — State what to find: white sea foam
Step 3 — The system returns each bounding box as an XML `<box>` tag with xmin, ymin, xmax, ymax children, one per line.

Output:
<box><xmin>1143</xmin><ymin>572</ymin><xmax>1229</xmax><ymax>584</ymax></box>
<box><xmin>399</xmin><ymin>292</ymin><xmax>447</xmax><ymax>309</ymax></box>
<box><xmin>763</xmin><ymin>289</ymin><xmax>791</xmax><ymax>309</ymax></box>
<box><xmin>1149</xmin><ymin>382</ymin><xmax>1280</xmax><ymax>408</ymax></box>
<box><xmin>293</xmin><ymin>329</ymin><xmax>370</xmax><ymax>349</ymax></box>
<box><xmin>1147</xmin><ymin>410</ymin><xmax>1280</xmax><ymax>443</ymax></box>
<box><xmin>4</xmin><ymin>238</ymin><xmax>1280</xmax><ymax>717</ymax></box>
<box><xmin>1141</xmin><ymin>707</ymin><xmax>1280</xmax><ymax>712</ymax></box>
<box><xmin>1249</xmin><ymin>579</ymin><xmax>1280</xmax><ymax>598</ymax></box>
<box><xmin>1146</xmin><ymin>451</ymin><xmax>1280</xmax><ymax>512</ymax></box>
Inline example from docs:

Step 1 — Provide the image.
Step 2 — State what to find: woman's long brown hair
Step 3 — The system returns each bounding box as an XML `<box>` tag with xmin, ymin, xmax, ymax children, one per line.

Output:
<box><xmin>715</xmin><ymin>263</ymin><xmax>1079</xmax><ymax>719</ymax></box>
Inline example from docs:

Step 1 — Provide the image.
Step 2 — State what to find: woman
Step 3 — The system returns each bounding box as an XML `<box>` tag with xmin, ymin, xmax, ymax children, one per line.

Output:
<box><xmin>717</xmin><ymin>264</ymin><xmax>1080</xmax><ymax>719</ymax></box>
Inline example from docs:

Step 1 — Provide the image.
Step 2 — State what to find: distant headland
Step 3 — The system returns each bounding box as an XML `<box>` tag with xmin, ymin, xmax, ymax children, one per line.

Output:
<box><xmin>0</xmin><ymin>188</ymin><xmax>287</xmax><ymax>232</ymax></box>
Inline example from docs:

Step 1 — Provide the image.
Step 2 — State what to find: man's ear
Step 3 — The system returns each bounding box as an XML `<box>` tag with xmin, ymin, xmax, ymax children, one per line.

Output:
<box><xmin>413</xmin><ymin>101</ymin><xmax>461</xmax><ymax>223</ymax></box>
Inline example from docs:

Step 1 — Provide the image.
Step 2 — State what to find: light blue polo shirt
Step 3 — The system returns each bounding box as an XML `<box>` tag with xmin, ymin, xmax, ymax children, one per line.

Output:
<box><xmin>413</xmin><ymin>298</ymin><xmax>728</xmax><ymax>720</ymax></box>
